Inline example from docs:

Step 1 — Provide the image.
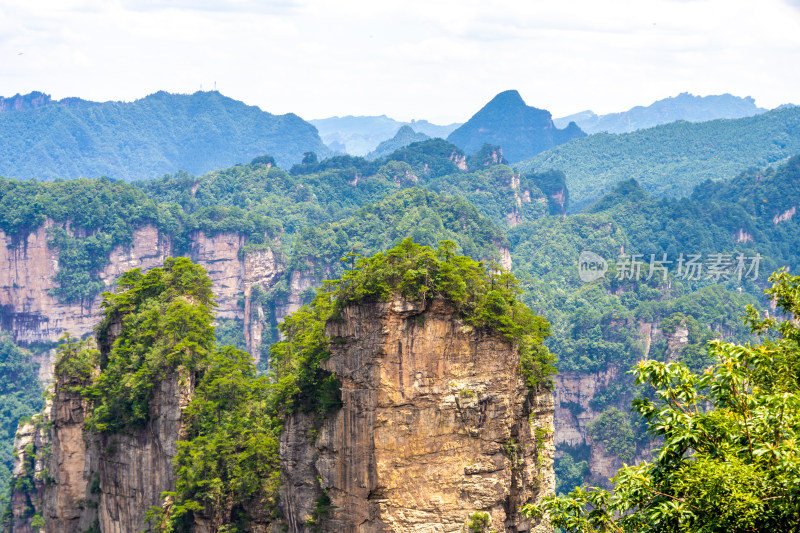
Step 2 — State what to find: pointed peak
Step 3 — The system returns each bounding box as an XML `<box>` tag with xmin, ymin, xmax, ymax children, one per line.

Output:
<box><xmin>486</xmin><ymin>90</ymin><xmax>526</xmax><ymax>108</ymax></box>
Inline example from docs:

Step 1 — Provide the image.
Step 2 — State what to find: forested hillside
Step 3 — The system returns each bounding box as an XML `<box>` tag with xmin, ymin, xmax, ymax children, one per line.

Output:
<box><xmin>366</xmin><ymin>126</ymin><xmax>430</xmax><ymax>159</ymax></box>
<box><xmin>518</xmin><ymin>106</ymin><xmax>800</xmax><ymax>210</ymax></box>
<box><xmin>1</xmin><ymin>134</ymin><xmax>799</xmax><ymax>503</ymax></box>
<box><xmin>0</xmin><ymin>337</ymin><xmax>42</xmax><ymax>511</ymax></box>
<box><xmin>0</xmin><ymin>91</ymin><xmax>330</xmax><ymax>181</ymax></box>
<box><xmin>447</xmin><ymin>90</ymin><xmax>586</xmax><ymax>163</ymax></box>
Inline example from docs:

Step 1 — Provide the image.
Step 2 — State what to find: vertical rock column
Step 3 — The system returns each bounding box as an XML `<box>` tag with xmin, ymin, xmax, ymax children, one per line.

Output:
<box><xmin>280</xmin><ymin>296</ymin><xmax>554</xmax><ymax>532</ymax></box>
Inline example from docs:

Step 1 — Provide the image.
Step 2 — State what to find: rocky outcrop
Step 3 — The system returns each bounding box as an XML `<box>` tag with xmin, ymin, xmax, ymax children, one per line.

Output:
<box><xmin>773</xmin><ymin>206</ymin><xmax>796</xmax><ymax>224</ymax></box>
<box><xmin>555</xmin><ymin>321</ymin><xmax>690</xmax><ymax>483</ymax></box>
<box><xmin>554</xmin><ymin>367</ymin><xmax>619</xmax><ymax>450</ymax></box>
<box><xmin>0</xmin><ymin>223</ymin><xmax>170</xmax><ymax>346</ymax></box>
<box><xmin>280</xmin><ymin>297</ymin><xmax>554</xmax><ymax>532</ymax></box>
<box><xmin>10</xmin><ymin>294</ymin><xmax>554</xmax><ymax>533</ymax></box>
<box><xmin>9</xmin><ymin>346</ymin><xmax>194</xmax><ymax>533</ymax></box>
<box><xmin>0</xmin><ymin>222</ymin><xmax>282</xmax><ymax>368</ymax></box>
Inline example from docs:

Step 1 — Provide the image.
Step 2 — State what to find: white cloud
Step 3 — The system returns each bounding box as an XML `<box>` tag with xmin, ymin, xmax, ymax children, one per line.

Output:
<box><xmin>1</xmin><ymin>0</ymin><xmax>799</xmax><ymax>122</ymax></box>
<box><xmin>119</xmin><ymin>0</ymin><xmax>305</xmax><ymax>13</ymax></box>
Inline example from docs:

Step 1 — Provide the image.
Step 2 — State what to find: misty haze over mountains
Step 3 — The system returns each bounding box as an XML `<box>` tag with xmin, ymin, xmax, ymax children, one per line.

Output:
<box><xmin>0</xmin><ymin>88</ymin><xmax>794</xmax><ymax>184</ymax></box>
<box><xmin>553</xmin><ymin>92</ymin><xmax>770</xmax><ymax>134</ymax></box>
<box><xmin>313</xmin><ymin>91</ymin><xmax>789</xmax><ymax>158</ymax></box>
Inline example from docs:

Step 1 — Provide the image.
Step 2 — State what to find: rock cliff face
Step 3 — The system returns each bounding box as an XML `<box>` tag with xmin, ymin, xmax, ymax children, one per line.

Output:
<box><xmin>0</xmin><ymin>221</ymin><xmax>281</xmax><ymax>367</ymax></box>
<box><xmin>554</xmin><ymin>367</ymin><xmax>627</xmax><ymax>484</ymax></box>
<box><xmin>280</xmin><ymin>297</ymin><xmax>554</xmax><ymax>532</ymax></box>
<box><xmin>10</xmin><ymin>294</ymin><xmax>554</xmax><ymax>533</ymax></box>
<box><xmin>8</xmin><ymin>353</ymin><xmax>191</xmax><ymax>533</ymax></box>
<box><xmin>554</xmin><ymin>321</ymin><xmax>688</xmax><ymax>484</ymax></box>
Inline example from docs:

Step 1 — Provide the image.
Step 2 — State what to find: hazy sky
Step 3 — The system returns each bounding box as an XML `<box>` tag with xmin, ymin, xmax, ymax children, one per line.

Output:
<box><xmin>2</xmin><ymin>0</ymin><xmax>799</xmax><ymax>123</ymax></box>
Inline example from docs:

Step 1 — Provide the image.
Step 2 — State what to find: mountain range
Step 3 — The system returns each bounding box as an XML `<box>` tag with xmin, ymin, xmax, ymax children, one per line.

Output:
<box><xmin>446</xmin><ymin>90</ymin><xmax>586</xmax><ymax>163</ymax></box>
<box><xmin>518</xmin><ymin>105</ymin><xmax>800</xmax><ymax>210</ymax></box>
<box><xmin>309</xmin><ymin>115</ymin><xmax>459</xmax><ymax>156</ymax></box>
<box><xmin>554</xmin><ymin>92</ymin><xmax>769</xmax><ymax>134</ymax></box>
<box><xmin>0</xmin><ymin>90</ymin><xmax>330</xmax><ymax>181</ymax></box>
<box><xmin>2</xmin><ymin>82</ymin><xmax>800</xmax><ymax>519</ymax></box>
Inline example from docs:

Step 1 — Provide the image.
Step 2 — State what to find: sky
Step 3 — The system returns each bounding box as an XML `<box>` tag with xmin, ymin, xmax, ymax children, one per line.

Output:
<box><xmin>2</xmin><ymin>0</ymin><xmax>799</xmax><ymax>124</ymax></box>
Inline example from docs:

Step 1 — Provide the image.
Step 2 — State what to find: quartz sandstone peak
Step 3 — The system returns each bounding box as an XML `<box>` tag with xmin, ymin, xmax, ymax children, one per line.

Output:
<box><xmin>8</xmin><ymin>265</ymin><xmax>554</xmax><ymax>532</ymax></box>
<box><xmin>280</xmin><ymin>296</ymin><xmax>555</xmax><ymax>532</ymax></box>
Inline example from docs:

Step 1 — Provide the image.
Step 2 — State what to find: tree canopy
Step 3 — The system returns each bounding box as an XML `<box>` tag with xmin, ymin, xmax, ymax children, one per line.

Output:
<box><xmin>524</xmin><ymin>269</ymin><xmax>800</xmax><ymax>532</ymax></box>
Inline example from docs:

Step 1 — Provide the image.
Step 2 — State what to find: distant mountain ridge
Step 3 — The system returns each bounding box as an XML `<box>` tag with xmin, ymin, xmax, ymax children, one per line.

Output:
<box><xmin>446</xmin><ymin>90</ymin><xmax>586</xmax><ymax>163</ymax></box>
<box><xmin>518</xmin><ymin>105</ymin><xmax>800</xmax><ymax>211</ymax></box>
<box><xmin>366</xmin><ymin>125</ymin><xmax>430</xmax><ymax>159</ymax></box>
<box><xmin>0</xmin><ymin>91</ymin><xmax>98</xmax><ymax>113</ymax></box>
<box><xmin>309</xmin><ymin>115</ymin><xmax>460</xmax><ymax>156</ymax></box>
<box><xmin>554</xmin><ymin>92</ymin><xmax>768</xmax><ymax>134</ymax></box>
<box><xmin>0</xmin><ymin>90</ymin><xmax>330</xmax><ymax>180</ymax></box>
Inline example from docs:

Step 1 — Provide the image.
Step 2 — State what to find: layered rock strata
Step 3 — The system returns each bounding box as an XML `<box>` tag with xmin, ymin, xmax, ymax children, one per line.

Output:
<box><xmin>0</xmin><ymin>222</ymin><xmax>281</xmax><ymax>364</ymax></box>
<box><xmin>280</xmin><ymin>297</ymin><xmax>555</xmax><ymax>532</ymax></box>
<box><xmin>8</xmin><ymin>359</ymin><xmax>191</xmax><ymax>533</ymax></box>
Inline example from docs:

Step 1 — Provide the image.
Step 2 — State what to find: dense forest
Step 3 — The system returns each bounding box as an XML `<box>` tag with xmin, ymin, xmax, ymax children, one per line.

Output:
<box><xmin>519</xmin><ymin>106</ymin><xmax>800</xmax><ymax>210</ymax></box>
<box><xmin>0</xmin><ymin>91</ymin><xmax>330</xmax><ymax>181</ymax></box>
<box><xmin>526</xmin><ymin>270</ymin><xmax>800</xmax><ymax>531</ymax></box>
<box><xmin>1</xmin><ymin>129</ymin><xmax>799</xmax><ymax>507</ymax></box>
<box><xmin>0</xmin><ymin>337</ymin><xmax>42</xmax><ymax>511</ymax></box>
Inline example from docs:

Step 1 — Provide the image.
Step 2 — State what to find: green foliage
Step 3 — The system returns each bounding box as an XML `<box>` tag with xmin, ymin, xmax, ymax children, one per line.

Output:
<box><xmin>523</xmin><ymin>270</ymin><xmax>800</xmax><ymax>532</ymax></box>
<box><xmin>586</xmin><ymin>408</ymin><xmax>635</xmax><ymax>462</ymax></box>
<box><xmin>153</xmin><ymin>240</ymin><xmax>550</xmax><ymax>530</ymax></box>
<box><xmin>466</xmin><ymin>511</ymin><xmax>494</xmax><ymax>532</ymax></box>
<box><xmin>53</xmin><ymin>336</ymin><xmax>98</xmax><ymax>393</ymax></box>
<box><xmin>466</xmin><ymin>143</ymin><xmax>507</xmax><ymax>171</ymax></box>
<box><xmin>157</xmin><ymin>347</ymin><xmax>281</xmax><ymax>531</ymax></box>
<box><xmin>366</xmin><ymin>125</ymin><xmax>430</xmax><ymax>160</ymax></box>
<box><xmin>518</xmin><ymin>106</ymin><xmax>800</xmax><ymax>210</ymax></box>
<box><xmin>287</xmin><ymin>187</ymin><xmax>506</xmax><ymax>273</ymax></box>
<box><xmin>554</xmin><ymin>454</ymin><xmax>590</xmax><ymax>495</ymax></box>
<box><xmin>214</xmin><ymin>319</ymin><xmax>247</xmax><ymax>353</ymax></box>
<box><xmin>305</xmin><ymin>491</ymin><xmax>334</xmax><ymax>530</ymax></box>
<box><xmin>0</xmin><ymin>176</ymin><xmax>183</xmax><ymax>302</ymax></box>
<box><xmin>47</xmin><ymin>226</ymin><xmax>112</xmax><ymax>303</ymax></box>
<box><xmin>425</xmin><ymin>165</ymin><xmax>549</xmax><ymax>228</ymax></box>
<box><xmin>30</xmin><ymin>513</ymin><xmax>44</xmax><ymax>530</ymax></box>
<box><xmin>0</xmin><ymin>90</ymin><xmax>330</xmax><ymax>180</ymax></box>
<box><xmin>0</xmin><ymin>335</ymin><xmax>43</xmax><ymax>511</ymax></box>
<box><xmin>83</xmin><ymin>258</ymin><xmax>216</xmax><ymax>433</ymax></box>
<box><xmin>525</xmin><ymin>169</ymin><xmax>569</xmax><ymax>215</ymax></box>
<box><xmin>268</xmin><ymin>293</ymin><xmax>342</xmax><ymax>416</ymax></box>
<box><xmin>328</xmin><ymin>238</ymin><xmax>555</xmax><ymax>388</ymax></box>
<box><xmin>584</xmin><ymin>163</ymin><xmax>800</xmax><ymax>277</ymax></box>
<box><xmin>384</xmin><ymin>138</ymin><xmax>465</xmax><ymax>178</ymax></box>
<box><xmin>49</xmin><ymin>258</ymin><xmax>283</xmax><ymax>531</ymax></box>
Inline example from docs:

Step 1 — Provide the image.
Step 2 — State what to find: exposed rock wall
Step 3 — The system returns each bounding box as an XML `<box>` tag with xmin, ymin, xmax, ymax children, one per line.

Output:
<box><xmin>280</xmin><ymin>297</ymin><xmax>555</xmax><ymax>532</ymax></box>
<box><xmin>554</xmin><ymin>321</ymin><xmax>687</xmax><ymax>483</ymax></box>
<box><xmin>0</xmin><ymin>222</ymin><xmax>281</xmax><ymax>367</ymax></box>
<box><xmin>0</xmin><ymin>223</ymin><xmax>170</xmax><ymax>345</ymax></box>
<box><xmin>10</xmin><ymin>295</ymin><xmax>554</xmax><ymax>532</ymax></box>
<box><xmin>189</xmin><ymin>232</ymin><xmax>282</xmax><ymax>358</ymax></box>
<box><xmin>8</xmin><ymin>330</ymin><xmax>194</xmax><ymax>533</ymax></box>
<box><xmin>93</xmin><ymin>374</ymin><xmax>193</xmax><ymax>533</ymax></box>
